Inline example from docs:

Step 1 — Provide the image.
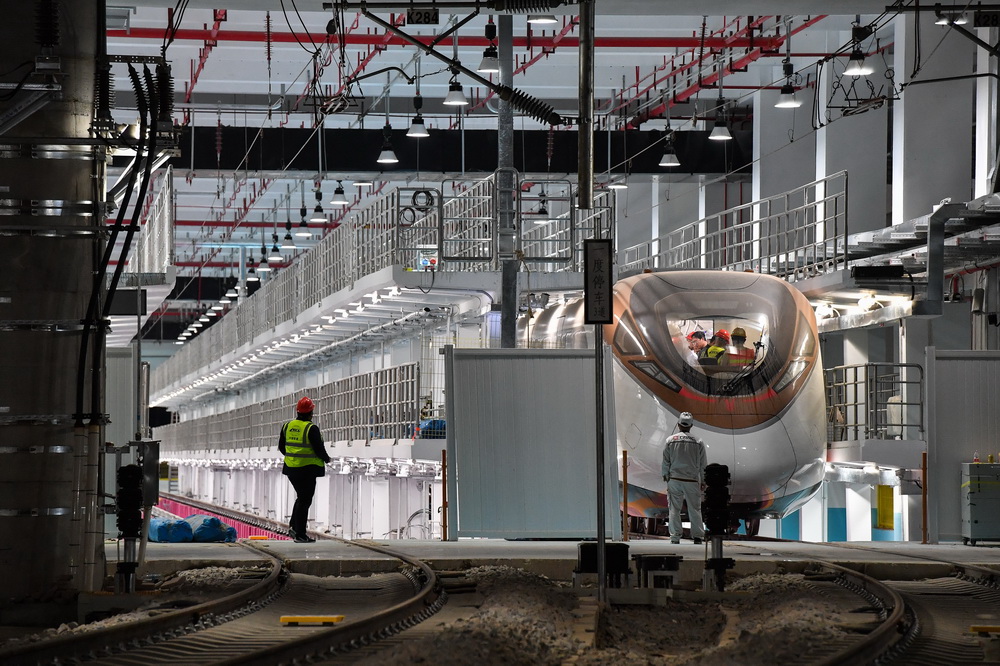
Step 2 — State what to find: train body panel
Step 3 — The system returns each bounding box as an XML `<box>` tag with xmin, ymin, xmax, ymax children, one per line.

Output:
<box><xmin>521</xmin><ymin>270</ymin><xmax>827</xmax><ymax>523</ymax></box>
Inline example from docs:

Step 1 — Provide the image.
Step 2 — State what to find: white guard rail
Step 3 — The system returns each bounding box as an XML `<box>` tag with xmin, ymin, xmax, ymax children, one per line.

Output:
<box><xmin>620</xmin><ymin>171</ymin><xmax>848</xmax><ymax>281</ymax></box>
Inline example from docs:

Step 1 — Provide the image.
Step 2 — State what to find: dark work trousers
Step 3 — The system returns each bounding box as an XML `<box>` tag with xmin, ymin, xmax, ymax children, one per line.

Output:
<box><xmin>285</xmin><ymin>467</ymin><xmax>320</xmax><ymax>535</ymax></box>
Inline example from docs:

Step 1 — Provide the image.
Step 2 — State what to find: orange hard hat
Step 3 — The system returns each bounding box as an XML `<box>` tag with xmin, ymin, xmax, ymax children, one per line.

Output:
<box><xmin>296</xmin><ymin>396</ymin><xmax>315</xmax><ymax>413</ymax></box>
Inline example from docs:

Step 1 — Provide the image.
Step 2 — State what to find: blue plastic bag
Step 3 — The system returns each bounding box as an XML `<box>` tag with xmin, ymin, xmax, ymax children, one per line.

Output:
<box><xmin>148</xmin><ymin>517</ymin><xmax>194</xmax><ymax>543</ymax></box>
<box><xmin>418</xmin><ymin>419</ymin><xmax>446</xmax><ymax>439</ymax></box>
<box><xmin>185</xmin><ymin>514</ymin><xmax>237</xmax><ymax>542</ymax></box>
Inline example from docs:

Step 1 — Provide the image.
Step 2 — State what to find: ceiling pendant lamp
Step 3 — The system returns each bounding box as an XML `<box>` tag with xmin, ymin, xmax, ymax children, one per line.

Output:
<box><xmin>376</xmin><ymin>76</ymin><xmax>399</xmax><ymax>164</ymax></box>
<box><xmin>774</xmin><ymin>83</ymin><xmax>802</xmax><ymax>108</ymax></box>
<box><xmin>478</xmin><ymin>21</ymin><xmax>500</xmax><ymax>73</ymax></box>
<box><xmin>527</xmin><ymin>14</ymin><xmax>557</xmax><ymax>24</ymax></box>
<box><xmin>443</xmin><ymin>79</ymin><xmax>468</xmax><ymax>106</ymax></box>
<box><xmin>709</xmin><ymin>118</ymin><xmax>732</xmax><ymax>141</ymax></box>
<box><xmin>330</xmin><ymin>180</ymin><xmax>349</xmax><ymax>206</ymax></box>
<box><xmin>309</xmin><ymin>187</ymin><xmax>326</xmax><ymax>222</ymax></box>
<box><xmin>377</xmin><ymin>123</ymin><xmax>398</xmax><ymax>163</ymax></box>
<box><xmin>659</xmin><ymin>144</ymin><xmax>680</xmax><ymax>167</ymax></box>
<box><xmin>268</xmin><ymin>235</ymin><xmax>282</xmax><ymax>263</ymax></box>
<box><xmin>775</xmin><ymin>28</ymin><xmax>802</xmax><ymax>109</ymax></box>
<box><xmin>709</xmin><ymin>52</ymin><xmax>732</xmax><ymax>140</ymax></box>
<box><xmin>843</xmin><ymin>48</ymin><xmax>872</xmax><ymax>76</ymax></box>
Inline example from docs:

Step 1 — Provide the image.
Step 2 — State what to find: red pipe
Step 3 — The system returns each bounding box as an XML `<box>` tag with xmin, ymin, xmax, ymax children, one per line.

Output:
<box><xmin>623</xmin><ymin>15</ymin><xmax>828</xmax><ymax>128</ymax></box>
<box><xmin>109</xmin><ymin>26</ymin><xmax>777</xmax><ymax>51</ymax></box>
<box><xmin>181</xmin><ymin>10</ymin><xmax>228</xmax><ymax>125</ymax></box>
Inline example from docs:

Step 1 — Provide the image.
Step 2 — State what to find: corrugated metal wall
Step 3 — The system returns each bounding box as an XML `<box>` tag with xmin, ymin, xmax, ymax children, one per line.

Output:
<box><xmin>927</xmin><ymin>349</ymin><xmax>1000</xmax><ymax>542</ymax></box>
<box><xmin>445</xmin><ymin>347</ymin><xmax>619</xmax><ymax>539</ymax></box>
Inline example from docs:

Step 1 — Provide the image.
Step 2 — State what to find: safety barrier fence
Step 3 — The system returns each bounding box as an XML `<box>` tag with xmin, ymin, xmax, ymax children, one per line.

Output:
<box><xmin>131</xmin><ymin>166</ymin><xmax>174</xmax><ymax>275</ymax></box>
<box><xmin>619</xmin><ymin>171</ymin><xmax>848</xmax><ymax>281</ymax></box>
<box><xmin>153</xmin><ymin>172</ymin><xmax>613</xmax><ymax>396</ymax></box>
<box><xmin>156</xmin><ymin>363</ymin><xmax>421</xmax><ymax>450</ymax></box>
<box><xmin>824</xmin><ymin>362</ymin><xmax>924</xmax><ymax>441</ymax></box>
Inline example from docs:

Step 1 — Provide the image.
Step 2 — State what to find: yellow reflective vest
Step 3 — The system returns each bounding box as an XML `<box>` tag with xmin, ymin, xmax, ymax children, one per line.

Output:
<box><xmin>282</xmin><ymin>419</ymin><xmax>323</xmax><ymax>468</ymax></box>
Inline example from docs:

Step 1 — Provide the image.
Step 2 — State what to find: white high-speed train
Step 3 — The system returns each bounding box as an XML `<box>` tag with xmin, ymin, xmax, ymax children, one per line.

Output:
<box><xmin>521</xmin><ymin>270</ymin><xmax>827</xmax><ymax>534</ymax></box>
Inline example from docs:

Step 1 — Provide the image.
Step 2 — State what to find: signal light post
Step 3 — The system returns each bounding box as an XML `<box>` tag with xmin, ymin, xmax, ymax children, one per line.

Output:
<box><xmin>702</xmin><ymin>463</ymin><xmax>735</xmax><ymax>592</ymax></box>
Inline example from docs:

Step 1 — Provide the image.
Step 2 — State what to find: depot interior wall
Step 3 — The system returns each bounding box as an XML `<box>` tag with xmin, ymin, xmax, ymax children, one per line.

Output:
<box><xmin>927</xmin><ymin>349</ymin><xmax>1000</xmax><ymax>543</ymax></box>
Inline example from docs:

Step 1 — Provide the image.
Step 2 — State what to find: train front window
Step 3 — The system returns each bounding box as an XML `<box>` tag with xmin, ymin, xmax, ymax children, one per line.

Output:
<box><xmin>666</xmin><ymin>318</ymin><xmax>766</xmax><ymax>374</ymax></box>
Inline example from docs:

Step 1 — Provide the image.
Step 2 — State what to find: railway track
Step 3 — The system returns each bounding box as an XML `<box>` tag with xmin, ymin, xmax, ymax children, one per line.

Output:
<box><xmin>0</xmin><ymin>539</ymin><xmax>443</xmax><ymax>665</ymax></box>
<box><xmin>744</xmin><ymin>541</ymin><xmax>1000</xmax><ymax>664</ymax></box>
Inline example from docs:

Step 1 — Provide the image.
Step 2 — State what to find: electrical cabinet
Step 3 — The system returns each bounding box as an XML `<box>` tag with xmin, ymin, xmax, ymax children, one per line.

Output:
<box><xmin>961</xmin><ymin>463</ymin><xmax>1000</xmax><ymax>546</ymax></box>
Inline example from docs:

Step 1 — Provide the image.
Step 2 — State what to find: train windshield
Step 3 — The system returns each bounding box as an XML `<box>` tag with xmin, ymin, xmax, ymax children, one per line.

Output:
<box><xmin>626</xmin><ymin>277</ymin><xmax>806</xmax><ymax>395</ymax></box>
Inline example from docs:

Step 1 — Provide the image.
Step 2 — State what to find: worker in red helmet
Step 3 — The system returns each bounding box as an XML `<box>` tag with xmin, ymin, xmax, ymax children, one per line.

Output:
<box><xmin>278</xmin><ymin>395</ymin><xmax>330</xmax><ymax>543</ymax></box>
<box><xmin>698</xmin><ymin>330</ymin><xmax>729</xmax><ymax>365</ymax></box>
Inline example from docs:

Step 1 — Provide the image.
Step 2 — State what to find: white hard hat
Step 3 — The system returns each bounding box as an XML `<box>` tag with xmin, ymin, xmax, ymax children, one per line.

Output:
<box><xmin>678</xmin><ymin>412</ymin><xmax>694</xmax><ymax>428</ymax></box>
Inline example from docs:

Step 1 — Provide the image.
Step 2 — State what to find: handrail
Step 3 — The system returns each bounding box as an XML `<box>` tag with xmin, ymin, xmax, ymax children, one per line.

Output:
<box><xmin>825</xmin><ymin>362</ymin><xmax>924</xmax><ymax>441</ymax></box>
<box><xmin>619</xmin><ymin>171</ymin><xmax>848</xmax><ymax>282</ymax></box>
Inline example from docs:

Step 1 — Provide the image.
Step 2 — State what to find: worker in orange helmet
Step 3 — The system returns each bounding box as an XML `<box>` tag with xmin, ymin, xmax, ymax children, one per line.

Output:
<box><xmin>278</xmin><ymin>396</ymin><xmax>330</xmax><ymax>543</ymax></box>
<box><xmin>725</xmin><ymin>327</ymin><xmax>756</xmax><ymax>366</ymax></box>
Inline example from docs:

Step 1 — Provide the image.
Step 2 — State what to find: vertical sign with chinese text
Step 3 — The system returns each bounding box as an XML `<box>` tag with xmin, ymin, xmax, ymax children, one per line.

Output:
<box><xmin>584</xmin><ymin>239</ymin><xmax>614</xmax><ymax>324</ymax></box>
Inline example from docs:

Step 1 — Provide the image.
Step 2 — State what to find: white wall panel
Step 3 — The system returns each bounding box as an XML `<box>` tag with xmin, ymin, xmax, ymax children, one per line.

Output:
<box><xmin>446</xmin><ymin>347</ymin><xmax>618</xmax><ymax>538</ymax></box>
<box><xmin>927</xmin><ymin>349</ymin><xmax>1000</xmax><ymax>542</ymax></box>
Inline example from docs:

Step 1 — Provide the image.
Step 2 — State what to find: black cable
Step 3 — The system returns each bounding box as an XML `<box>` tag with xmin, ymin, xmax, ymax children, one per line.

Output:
<box><xmin>0</xmin><ymin>69</ymin><xmax>33</xmax><ymax>102</ymax></box>
<box><xmin>103</xmin><ymin>66</ymin><xmax>159</xmax><ymax>321</ymax></box>
<box><xmin>0</xmin><ymin>60</ymin><xmax>32</xmax><ymax>79</ymax></box>
<box><xmin>280</xmin><ymin>0</ymin><xmax>320</xmax><ymax>56</ymax></box>
<box><xmin>289</xmin><ymin>0</ymin><xmax>320</xmax><ymax>52</ymax></box>
<box><xmin>76</xmin><ymin>64</ymin><xmax>150</xmax><ymax>424</ymax></box>
<box><xmin>162</xmin><ymin>0</ymin><xmax>191</xmax><ymax>56</ymax></box>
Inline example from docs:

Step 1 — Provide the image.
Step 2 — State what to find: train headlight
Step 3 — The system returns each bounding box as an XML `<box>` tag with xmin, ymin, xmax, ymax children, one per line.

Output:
<box><xmin>774</xmin><ymin>359</ymin><xmax>808</xmax><ymax>392</ymax></box>
<box><xmin>631</xmin><ymin>360</ymin><xmax>681</xmax><ymax>391</ymax></box>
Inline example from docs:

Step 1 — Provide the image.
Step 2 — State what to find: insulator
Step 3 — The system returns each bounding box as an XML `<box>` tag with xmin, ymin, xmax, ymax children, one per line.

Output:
<box><xmin>498</xmin><ymin>85</ymin><xmax>563</xmax><ymax>126</ymax></box>
<box><xmin>156</xmin><ymin>62</ymin><xmax>174</xmax><ymax>122</ymax></box>
<box><xmin>93</xmin><ymin>64</ymin><xmax>114</xmax><ymax>125</ymax></box>
<box><xmin>143</xmin><ymin>66</ymin><xmax>158</xmax><ymax>113</ymax></box>
<box><xmin>490</xmin><ymin>0</ymin><xmax>557</xmax><ymax>12</ymax></box>
<box><xmin>35</xmin><ymin>0</ymin><xmax>59</xmax><ymax>49</ymax></box>
<box><xmin>128</xmin><ymin>65</ymin><xmax>148</xmax><ymax>117</ymax></box>
<box><xmin>264</xmin><ymin>12</ymin><xmax>273</xmax><ymax>63</ymax></box>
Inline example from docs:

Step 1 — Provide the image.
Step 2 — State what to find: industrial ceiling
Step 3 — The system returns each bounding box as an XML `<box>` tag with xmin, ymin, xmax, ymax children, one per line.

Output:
<box><xmin>101</xmin><ymin>2</ymin><xmax>916</xmax><ymax>342</ymax></box>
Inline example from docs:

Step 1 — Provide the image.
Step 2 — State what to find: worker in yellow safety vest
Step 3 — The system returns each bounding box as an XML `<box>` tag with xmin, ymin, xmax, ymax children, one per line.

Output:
<box><xmin>278</xmin><ymin>396</ymin><xmax>330</xmax><ymax>543</ymax></box>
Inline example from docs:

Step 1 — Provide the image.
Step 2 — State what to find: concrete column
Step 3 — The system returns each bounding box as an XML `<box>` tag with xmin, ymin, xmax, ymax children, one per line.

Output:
<box><xmin>973</xmin><ymin>33</ymin><xmax>995</xmax><ymax>198</ymax></box>
<box><xmin>845</xmin><ymin>484</ymin><xmax>873</xmax><ymax>541</ymax></box>
<box><xmin>892</xmin><ymin>13</ymin><xmax>976</xmax><ymax>224</ymax></box>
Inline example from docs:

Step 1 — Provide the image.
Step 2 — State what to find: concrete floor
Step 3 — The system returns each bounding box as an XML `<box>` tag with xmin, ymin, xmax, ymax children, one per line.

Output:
<box><xmin>118</xmin><ymin>537</ymin><xmax>1000</xmax><ymax>584</ymax></box>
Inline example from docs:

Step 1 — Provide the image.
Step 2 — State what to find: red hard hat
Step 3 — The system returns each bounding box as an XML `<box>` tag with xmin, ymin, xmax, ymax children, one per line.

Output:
<box><xmin>296</xmin><ymin>396</ymin><xmax>315</xmax><ymax>413</ymax></box>
<box><xmin>714</xmin><ymin>329</ymin><xmax>730</xmax><ymax>343</ymax></box>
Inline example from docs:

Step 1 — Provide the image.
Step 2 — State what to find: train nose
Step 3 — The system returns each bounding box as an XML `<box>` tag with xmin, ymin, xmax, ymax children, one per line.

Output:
<box><xmin>720</xmin><ymin>428</ymin><xmax>797</xmax><ymax>505</ymax></box>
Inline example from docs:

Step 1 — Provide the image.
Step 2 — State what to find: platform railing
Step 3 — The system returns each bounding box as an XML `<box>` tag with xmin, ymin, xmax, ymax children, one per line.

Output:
<box><xmin>156</xmin><ymin>362</ymin><xmax>422</xmax><ymax>451</ymax></box>
<box><xmin>152</xmin><ymin>172</ymin><xmax>612</xmax><ymax>396</ymax></box>
<box><xmin>131</xmin><ymin>166</ymin><xmax>174</xmax><ymax>275</ymax></box>
<box><xmin>824</xmin><ymin>362</ymin><xmax>924</xmax><ymax>442</ymax></box>
<box><xmin>619</xmin><ymin>171</ymin><xmax>848</xmax><ymax>282</ymax></box>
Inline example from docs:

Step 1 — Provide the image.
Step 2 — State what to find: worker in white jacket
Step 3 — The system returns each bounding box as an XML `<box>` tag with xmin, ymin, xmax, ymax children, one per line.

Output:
<box><xmin>661</xmin><ymin>412</ymin><xmax>707</xmax><ymax>544</ymax></box>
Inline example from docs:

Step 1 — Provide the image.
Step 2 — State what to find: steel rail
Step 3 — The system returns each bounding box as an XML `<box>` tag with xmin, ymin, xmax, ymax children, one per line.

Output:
<box><xmin>225</xmin><ymin>539</ymin><xmax>444</xmax><ymax>665</ymax></box>
<box><xmin>0</xmin><ymin>542</ymin><xmax>285</xmax><ymax>665</ymax></box>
